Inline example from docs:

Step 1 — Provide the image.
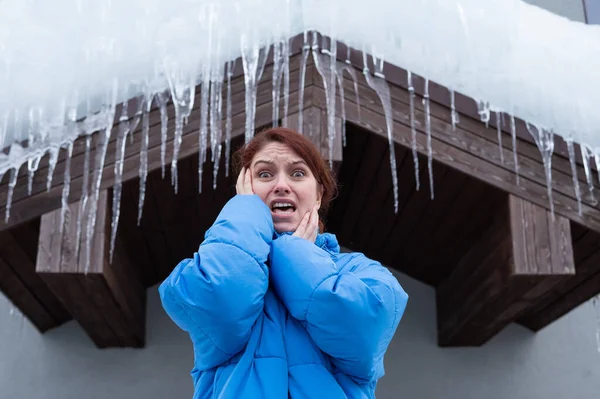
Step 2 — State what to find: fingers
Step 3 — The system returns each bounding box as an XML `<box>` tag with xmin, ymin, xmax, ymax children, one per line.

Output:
<box><xmin>294</xmin><ymin>205</ymin><xmax>320</xmax><ymax>243</ymax></box>
<box><xmin>236</xmin><ymin>167</ymin><xmax>254</xmax><ymax>195</ymax></box>
<box><xmin>293</xmin><ymin>211</ymin><xmax>310</xmax><ymax>238</ymax></box>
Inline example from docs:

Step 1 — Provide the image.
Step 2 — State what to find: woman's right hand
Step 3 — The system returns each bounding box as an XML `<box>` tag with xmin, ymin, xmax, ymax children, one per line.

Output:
<box><xmin>236</xmin><ymin>167</ymin><xmax>255</xmax><ymax>195</ymax></box>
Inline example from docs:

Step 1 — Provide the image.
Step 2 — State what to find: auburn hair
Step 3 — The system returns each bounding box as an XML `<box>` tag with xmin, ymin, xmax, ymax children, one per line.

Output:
<box><xmin>233</xmin><ymin>127</ymin><xmax>338</xmax><ymax>231</ymax></box>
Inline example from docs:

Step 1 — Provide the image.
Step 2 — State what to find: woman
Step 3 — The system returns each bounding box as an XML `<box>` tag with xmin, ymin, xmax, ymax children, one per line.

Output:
<box><xmin>159</xmin><ymin>127</ymin><xmax>408</xmax><ymax>398</ymax></box>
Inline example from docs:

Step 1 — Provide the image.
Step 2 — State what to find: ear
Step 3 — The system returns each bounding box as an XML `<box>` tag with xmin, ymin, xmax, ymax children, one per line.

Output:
<box><xmin>316</xmin><ymin>184</ymin><xmax>323</xmax><ymax>209</ymax></box>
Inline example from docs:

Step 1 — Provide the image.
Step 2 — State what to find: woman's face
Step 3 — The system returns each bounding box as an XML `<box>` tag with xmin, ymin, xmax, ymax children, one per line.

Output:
<box><xmin>250</xmin><ymin>142</ymin><xmax>322</xmax><ymax>233</ymax></box>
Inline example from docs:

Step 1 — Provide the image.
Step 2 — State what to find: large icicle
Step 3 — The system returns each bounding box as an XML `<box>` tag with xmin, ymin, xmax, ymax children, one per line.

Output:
<box><xmin>210</xmin><ymin>65</ymin><xmax>224</xmax><ymax>189</ymax></box>
<box><xmin>527</xmin><ymin>123</ymin><xmax>555</xmax><ymax>219</ymax></box>
<box><xmin>362</xmin><ymin>52</ymin><xmax>399</xmax><ymax>213</ymax></box>
<box><xmin>225</xmin><ymin>60</ymin><xmax>234</xmax><ymax>177</ymax></box>
<box><xmin>510</xmin><ymin>115</ymin><xmax>520</xmax><ymax>185</ymax></box>
<box><xmin>4</xmin><ymin>166</ymin><xmax>17</xmax><ymax>223</ymax></box>
<box><xmin>496</xmin><ymin>112</ymin><xmax>504</xmax><ymax>164</ymax></box>
<box><xmin>407</xmin><ymin>71</ymin><xmax>420</xmax><ymax>191</ymax></box>
<box><xmin>423</xmin><ymin>79</ymin><xmax>434</xmax><ymax>200</ymax></box>
<box><xmin>165</xmin><ymin>61</ymin><xmax>195</xmax><ymax>193</ymax></box>
<box><xmin>335</xmin><ymin>66</ymin><xmax>347</xmax><ymax>147</ymax></box>
<box><xmin>297</xmin><ymin>31</ymin><xmax>311</xmax><ymax>132</ymax></box>
<box><xmin>155</xmin><ymin>91</ymin><xmax>169</xmax><ymax>179</ymax></box>
<box><xmin>241</xmin><ymin>34</ymin><xmax>268</xmax><ymax>143</ymax></box>
<box><xmin>109</xmin><ymin>96</ymin><xmax>131</xmax><ymax>264</ymax></box>
<box><xmin>580</xmin><ymin>144</ymin><xmax>596</xmax><ymax>203</ymax></box>
<box><xmin>75</xmin><ymin>135</ymin><xmax>92</xmax><ymax>261</ymax></box>
<box><xmin>565</xmin><ymin>136</ymin><xmax>583</xmax><ymax>215</ymax></box>
<box><xmin>450</xmin><ymin>90</ymin><xmax>459</xmax><ymax>130</ymax></box>
<box><xmin>272</xmin><ymin>41</ymin><xmax>285</xmax><ymax>127</ymax></box>
<box><xmin>282</xmin><ymin>39</ymin><xmax>290</xmax><ymax>127</ymax></box>
<box><xmin>59</xmin><ymin>143</ymin><xmax>74</xmax><ymax>234</ymax></box>
<box><xmin>312</xmin><ymin>34</ymin><xmax>337</xmax><ymax>168</ymax></box>
<box><xmin>138</xmin><ymin>90</ymin><xmax>153</xmax><ymax>225</ymax></box>
<box><xmin>84</xmin><ymin>80</ymin><xmax>118</xmax><ymax>274</ymax></box>
<box><xmin>344</xmin><ymin>46</ymin><xmax>362</xmax><ymax>120</ymax></box>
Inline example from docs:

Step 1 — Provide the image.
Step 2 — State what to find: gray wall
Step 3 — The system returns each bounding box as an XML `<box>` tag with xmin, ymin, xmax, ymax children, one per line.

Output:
<box><xmin>2</xmin><ymin>268</ymin><xmax>600</xmax><ymax>399</ymax></box>
<box><xmin>523</xmin><ymin>0</ymin><xmax>586</xmax><ymax>22</ymax></box>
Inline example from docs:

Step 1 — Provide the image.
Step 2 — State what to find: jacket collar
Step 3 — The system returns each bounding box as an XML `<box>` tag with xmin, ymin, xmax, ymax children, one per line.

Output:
<box><xmin>274</xmin><ymin>231</ymin><xmax>340</xmax><ymax>255</ymax></box>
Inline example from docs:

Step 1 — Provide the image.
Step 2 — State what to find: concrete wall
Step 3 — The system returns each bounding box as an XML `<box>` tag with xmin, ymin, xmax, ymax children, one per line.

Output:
<box><xmin>2</xmin><ymin>267</ymin><xmax>600</xmax><ymax>399</ymax></box>
<box><xmin>523</xmin><ymin>0</ymin><xmax>586</xmax><ymax>22</ymax></box>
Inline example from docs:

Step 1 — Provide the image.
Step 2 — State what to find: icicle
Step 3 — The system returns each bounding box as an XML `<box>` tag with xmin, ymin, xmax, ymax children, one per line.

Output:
<box><xmin>26</xmin><ymin>107</ymin><xmax>42</xmax><ymax>195</ymax></box>
<box><xmin>566</xmin><ymin>137</ymin><xmax>582</xmax><ymax>215</ymax></box>
<box><xmin>592</xmin><ymin>295</ymin><xmax>600</xmax><ymax>353</ymax></box>
<box><xmin>496</xmin><ymin>112</ymin><xmax>504</xmax><ymax>164</ymax></box>
<box><xmin>213</xmin><ymin>78</ymin><xmax>224</xmax><ymax>190</ymax></box>
<box><xmin>241</xmin><ymin>34</ymin><xmax>268</xmax><ymax>143</ymax></box>
<box><xmin>477</xmin><ymin>101</ymin><xmax>491</xmax><ymax>128</ymax></box>
<box><xmin>407</xmin><ymin>71</ymin><xmax>420</xmax><ymax>191</ymax></box>
<box><xmin>343</xmin><ymin>48</ymin><xmax>362</xmax><ymax>120</ymax></box>
<box><xmin>165</xmin><ymin>63</ymin><xmax>195</xmax><ymax>193</ymax></box>
<box><xmin>510</xmin><ymin>115</ymin><xmax>520</xmax><ymax>185</ymax></box>
<box><xmin>138</xmin><ymin>90</ymin><xmax>153</xmax><ymax>226</ymax></box>
<box><xmin>312</xmin><ymin>34</ymin><xmax>337</xmax><ymax>168</ymax></box>
<box><xmin>210</xmin><ymin>66</ymin><xmax>225</xmax><ymax>189</ymax></box>
<box><xmin>580</xmin><ymin>144</ymin><xmax>596</xmax><ymax>203</ymax></box>
<box><xmin>46</xmin><ymin>148</ymin><xmax>59</xmax><ymax>192</ymax></box>
<box><xmin>282</xmin><ymin>39</ymin><xmax>290</xmax><ymax>127</ymax></box>
<box><xmin>297</xmin><ymin>31</ymin><xmax>311</xmax><ymax>132</ymax></box>
<box><xmin>225</xmin><ymin>60</ymin><xmax>234</xmax><ymax>177</ymax></box>
<box><xmin>59</xmin><ymin>143</ymin><xmax>74</xmax><ymax>232</ymax></box>
<box><xmin>155</xmin><ymin>91</ymin><xmax>169</xmax><ymax>179</ymax></box>
<box><xmin>4</xmin><ymin>168</ymin><xmax>17</xmax><ymax>223</ymax></box>
<box><xmin>85</xmin><ymin>79</ymin><xmax>118</xmax><ymax>274</ymax></box>
<box><xmin>198</xmin><ymin>74</ymin><xmax>210</xmax><ymax>194</ymax></box>
<box><xmin>450</xmin><ymin>90</ymin><xmax>459</xmax><ymax>130</ymax></box>
<box><xmin>423</xmin><ymin>79</ymin><xmax>434</xmax><ymax>199</ymax></box>
<box><xmin>362</xmin><ymin>55</ymin><xmax>399</xmax><ymax>213</ymax></box>
<box><xmin>335</xmin><ymin>67</ymin><xmax>347</xmax><ymax>147</ymax></box>
<box><xmin>27</xmin><ymin>157</ymin><xmax>41</xmax><ymax>196</ymax></box>
<box><xmin>109</xmin><ymin>96</ymin><xmax>132</xmax><ymax>263</ymax></box>
<box><xmin>272</xmin><ymin>41</ymin><xmax>285</xmax><ymax>127</ymax></box>
<box><xmin>595</xmin><ymin>153</ymin><xmax>600</xmax><ymax>186</ymax></box>
<box><xmin>527</xmin><ymin>123</ymin><xmax>555</xmax><ymax>219</ymax></box>
<box><xmin>75</xmin><ymin>135</ymin><xmax>92</xmax><ymax>260</ymax></box>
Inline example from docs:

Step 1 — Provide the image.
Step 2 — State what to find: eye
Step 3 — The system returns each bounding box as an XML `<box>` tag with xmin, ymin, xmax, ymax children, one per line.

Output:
<box><xmin>291</xmin><ymin>170</ymin><xmax>306</xmax><ymax>178</ymax></box>
<box><xmin>258</xmin><ymin>170</ymin><xmax>272</xmax><ymax>178</ymax></box>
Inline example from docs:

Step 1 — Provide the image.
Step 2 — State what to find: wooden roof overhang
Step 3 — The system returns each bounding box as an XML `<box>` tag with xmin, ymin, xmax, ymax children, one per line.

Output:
<box><xmin>1</xmin><ymin>42</ymin><xmax>599</xmax><ymax>348</ymax></box>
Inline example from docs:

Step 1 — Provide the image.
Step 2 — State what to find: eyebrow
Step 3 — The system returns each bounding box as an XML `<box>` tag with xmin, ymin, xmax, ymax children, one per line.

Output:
<box><xmin>252</xmin><ymin>159</ymin><xmax>308</xmax><ymax>167</ymax></box>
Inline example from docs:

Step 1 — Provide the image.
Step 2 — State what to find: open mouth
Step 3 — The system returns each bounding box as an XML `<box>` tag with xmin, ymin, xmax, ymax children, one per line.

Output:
<box><xmin>271</xmin><ymin>201</ymin><xmax>296</xmax><ymax>215</ymax></box>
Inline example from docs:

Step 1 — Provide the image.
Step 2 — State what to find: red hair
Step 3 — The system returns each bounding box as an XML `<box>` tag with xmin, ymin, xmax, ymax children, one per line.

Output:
<box><xmin>234</xmin><ymin>127</ymin><xmax>338</xmax><ymax>231</ymax></box>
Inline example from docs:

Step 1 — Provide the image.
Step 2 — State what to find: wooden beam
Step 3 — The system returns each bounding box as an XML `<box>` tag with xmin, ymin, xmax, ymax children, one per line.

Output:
<box><xmin>0</xmin><ymin>226</ymin><xmax>71</xmax><ymax>332</ymax></box>
<box><xmin>436</xmin><ymin>194</ymin><xmax>575</xmax><ymax>347</ymax></box>
<box><xmin>35</xmin><ymin>190</ymin><xmax>146</xmax><ymax>348</ymax></box>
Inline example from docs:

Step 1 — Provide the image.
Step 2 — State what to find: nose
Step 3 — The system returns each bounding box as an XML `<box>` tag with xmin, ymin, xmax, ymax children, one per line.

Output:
<box><xmin>273</xmin><ymin>175</ymin><xmax>291</xmax><ymax>194</ymax></box>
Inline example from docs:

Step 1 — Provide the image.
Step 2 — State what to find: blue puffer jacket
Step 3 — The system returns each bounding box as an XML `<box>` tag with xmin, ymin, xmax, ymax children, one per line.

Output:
<box><xmin>159</xmin><ymin>195</ymin><xmax>408</xmax><ymax>398</ymax></box>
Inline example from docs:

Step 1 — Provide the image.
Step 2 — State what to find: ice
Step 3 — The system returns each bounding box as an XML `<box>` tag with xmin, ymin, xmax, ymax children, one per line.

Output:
<box><xmin>566</xmin><ymin>137</ymin><xmax>582</xmax><ymax>215</ymax></box>
<box><xmin>312</xmin><ymin>34</ymin><xmax>337</xmax><ymax>168</ymax></box>
<box><xmin>110</xmin><ymin>96</ymin><xmax>132</xmax><ymax>263</ymax></box>
<box><xmin>198</xmin><ymin>76</ymin><xmax>210</xmax><ymax>194</ymax></box>
<box><xmin>138</xmin><ymin>90</ymin><xmax>153</xmax><ymax>225</ymax></box>
<box><xmin>59</xmin><ymin>143</ymin><xmax>74</xmax><ymax>234</ymax></box>
<box><xmin>450</xmin><ymin>90</ymin><xmax>459</xmax><ymax>130</ymax></box>
<box><xmin>241</xmin><ymin>35</ymin><xmax>268</xmax><ymax>143</ymax></box>
<box><xmin>407</xmin><ymin>70</ymin><xmax>420</xmax><ymax>191</ymax></box>
<box><xmin>297</xmin><ymin>32</ymin><xmax>311</xmax><ymax>132</ymax></box>
<box><xmin>281</xmin><ymin>39</ymin><xmax>291</xmax><ymax>128</ymax></box>
<box><xmin>155</xmin><ymin>91</ymin><xmax>169</xmax><ymax>179</ymax></box>
<box><xmin>527</xmin><ymin>123</ymin><xmax>555</xmax><ymax>219</ymax></box>
<box><xmin>272</xmin><ymin>41</ymin><xmax>284</xmax><ymax>127</ymax></box>
<box><xmin>581</xmin><ymin>144</ymin><xmax>596</xmax><ymax>203</ymax></box>
<box><xmin>334</xmin><ymin>67</ymin><xmax>347</xmax><ymax>147</ymax></box>
<box><xmin>423</xmin><ymin>79</ymin><xmax>434</xmax><ymax>200</ymax></box>
<box><xmin>210</xmin><ymin>73</ymin><xmax>224</xmax><ymax>189</ymax></box>
<box><xmin>510</xmin><ymin>115</ymin><xmax>520</xmax><ymax>185</ymax></box>
<box><xmin>75</xmin><ymin>135</ymin><xmax>92</xmax><ymax>260</ymax></box>
<box><xmin>4</xmin><ymin>167</ymin><xmax>17</xmax><ymax>223</ymax></box>
<box><xmin>496</xmin><ymin>112</ymin><xmax>504</xmax><ymax>164</ymax></box>
<box><xmin>362</xmin><ymin>52</ymin><xmax>399</xmax><ymax>213</ymax></box>
<box><xmin>337</xmin><ymin>62</ymin><xmax>360</xmax><ymax>146</ymax></box>
<box><xmin>224</xmin><ymin>60</ymin><xmax>234</xmax><ymax>178</ymax></box>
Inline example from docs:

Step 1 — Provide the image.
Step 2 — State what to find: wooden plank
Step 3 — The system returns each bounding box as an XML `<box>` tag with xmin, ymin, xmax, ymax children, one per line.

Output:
<box><xmin>0</xmin><ymin>228</ymin><xmax>71</xmax><ymax>327</ymax></box>
<box><xmin>312</xmin><ymin>85</ymin><xmax>600</xmax><ymax>234</ymax></box>
<box><xmin>437</xmin><ymin>194</ymin><xmax>575</xmax><ymax>346</ymax></box>
<box><xmin>36</xmin><ymin>190</ymin><xmax>146</xmax><ymax>348</ymax></box>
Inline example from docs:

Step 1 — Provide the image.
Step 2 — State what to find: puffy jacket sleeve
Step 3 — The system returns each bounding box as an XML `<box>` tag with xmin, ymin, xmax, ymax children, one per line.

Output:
<box><xmin>159</xmin><ymin>195</ymin><xmax>273</xmax><ymax>370</ymax></box>
<box><xmin>270</xmin><ymin>235</ymin><xmax>408</xmax><ymax>382</ymax></box>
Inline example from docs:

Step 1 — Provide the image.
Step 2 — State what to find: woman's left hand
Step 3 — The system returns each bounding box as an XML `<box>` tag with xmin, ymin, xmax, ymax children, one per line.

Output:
<box><xmin>293</xmin><ymin>204</ymin><xmax>319</xmax><ymax>243</ymax></box>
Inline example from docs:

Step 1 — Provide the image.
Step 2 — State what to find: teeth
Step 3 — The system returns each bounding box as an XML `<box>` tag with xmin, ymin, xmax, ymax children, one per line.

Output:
<box><xmin>272</xmin><ymin>202</ymin><xmax>293</xmax><ymax>208</ymax></box>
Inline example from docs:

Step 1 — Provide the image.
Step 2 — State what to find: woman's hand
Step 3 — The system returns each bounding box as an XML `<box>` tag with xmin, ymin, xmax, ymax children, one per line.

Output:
<box><xmin>236</xmin><ymin>167</ymin><xmax>254</xmax><ymax>195</ymax></box>
<box><xmin>293</xmin><ymin>204</ymin><xmax>319</xmax><ymax>243</ymax></box>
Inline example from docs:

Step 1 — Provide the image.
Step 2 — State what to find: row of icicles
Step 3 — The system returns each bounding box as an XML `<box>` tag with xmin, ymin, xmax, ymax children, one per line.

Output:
<box><xmin>0</xmin><ymin>31</ymin><xmax>599</xmax><ymax>321</ymax></box>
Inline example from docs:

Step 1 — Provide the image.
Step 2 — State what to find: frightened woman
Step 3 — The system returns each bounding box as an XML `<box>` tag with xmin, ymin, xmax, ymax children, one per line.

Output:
<box><xmin>159</xmin><ymin>127</ymin><xmax>408</xmax><ymax>399</ymax></box>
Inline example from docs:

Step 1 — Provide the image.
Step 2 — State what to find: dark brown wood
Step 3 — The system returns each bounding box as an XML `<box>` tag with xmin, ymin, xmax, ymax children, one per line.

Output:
<box><xmin>0</xmin><ymin>228</ymin><xmax>71</xmax><ymax>331</ymax></box>
<box><xmin>437</xmin><ymin>194</ymin><xmax>575</xmax><ymax>346</ymax></box>
<box><xmin>35</xmin><ymin>190</ymin><xmax>146</xmax><ymax>348</ymax></box>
